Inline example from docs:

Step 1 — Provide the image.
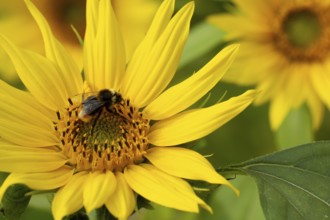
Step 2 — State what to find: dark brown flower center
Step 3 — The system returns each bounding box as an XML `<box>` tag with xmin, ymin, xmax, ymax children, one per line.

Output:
<box><xmin>54</xmin><ymin>97</ymin><xmax>150</xmax><ymax>172</ymax></box>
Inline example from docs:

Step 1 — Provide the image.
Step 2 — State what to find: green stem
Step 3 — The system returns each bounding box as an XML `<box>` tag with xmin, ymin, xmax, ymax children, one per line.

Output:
<box><xmin>275</xmin><ymin>105</ymin><xmax>314</xmax><ymax>150</ymax></box>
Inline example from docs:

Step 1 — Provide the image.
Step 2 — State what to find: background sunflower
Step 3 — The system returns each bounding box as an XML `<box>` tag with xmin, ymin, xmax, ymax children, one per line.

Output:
<box><xmin>208</xmin><ymin>0</ymin><xmax>330</xmax><ymax>131</ymax></box>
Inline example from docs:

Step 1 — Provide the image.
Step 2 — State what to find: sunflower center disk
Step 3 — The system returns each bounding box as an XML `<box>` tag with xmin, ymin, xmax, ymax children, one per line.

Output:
<box><xmin>55</xmin><ymin>99</ymin><xmax>150</xmax><ymax>172</ymax></box>
<box><xmin>283</xmin><ymin>10</ymin><xmax>321</xmax><ymax>48</ymax></box>
<box><xmin>273</xmin><ymin>6</ymin><xmax>330</xmax><ymax>62</ymax></box>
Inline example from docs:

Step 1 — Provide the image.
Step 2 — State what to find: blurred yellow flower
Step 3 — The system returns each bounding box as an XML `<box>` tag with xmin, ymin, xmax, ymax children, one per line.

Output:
<box><xmin>209</xmin><ymin>0</ymin><xmax>330</xmax><ymax>130</ymax></box>
<box><xmin>0</xmin><ymin>0</ymin><xmax>41</xmax><ymax>83</ymax></box>
<box><xmin>0</xmin><ymin>0</ymin><xmax>256</xmax><ymax>219</ymax></box>
<box><xmin>0</xmin><ymin>0</ymin><xmax>159</xmax><ymax>83</ymax></box>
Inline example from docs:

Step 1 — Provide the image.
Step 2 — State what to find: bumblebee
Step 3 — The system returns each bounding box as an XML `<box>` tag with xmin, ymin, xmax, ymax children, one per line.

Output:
<box><xmin>78</xmin><ymin>89</ymin><xmax>122</xmax><ymax>122</ymax></box>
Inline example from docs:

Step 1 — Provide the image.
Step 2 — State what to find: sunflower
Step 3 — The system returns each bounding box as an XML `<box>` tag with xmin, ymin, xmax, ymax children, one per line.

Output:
<box><xmin>208</xmin><ymin>0</ymin><xmax>330</xmax><ymax>130</ymax></box>
<box><xmin>0</xmin><ymin>0</ymin><xmax>256</xmax><ymax>219</ymax></box>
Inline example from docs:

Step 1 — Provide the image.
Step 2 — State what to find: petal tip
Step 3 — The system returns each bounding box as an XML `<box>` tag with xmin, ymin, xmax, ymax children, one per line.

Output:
<box><xmin>227</xmin><ymin>43</ymin><xmax>240</xmax><ymax>52</ymax></box>
<box><xmin>244</xmin><ymin>89</ymin><xmax>260</xmax><ymax>101</ymax></box>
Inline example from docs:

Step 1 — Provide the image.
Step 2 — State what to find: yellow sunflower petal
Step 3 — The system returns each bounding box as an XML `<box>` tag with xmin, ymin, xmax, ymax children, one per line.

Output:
<box><xmin>83</xmin><ymin>171</ymin><xmax>117</xmax><ymax>213</ymax></box>
<box><xmin>306</xmin><ymin>86</ymin><xmax>324</xmax><ymax>129</ymax></box>
<box><xmin>112</xmin><ymin>0</ymin><xmax>160</xmax><ymax>61</ymax></box>
<box><xmin>84</xmin><ymin>0</ymin><xmax>125</xmax><ymax>91</ymax></box>
<box><xmin>145</xmin><ymin>147</ymin><xmax>239</xmax><ymax>195</ymax></box>
<box><xmin>144</xmin><ymin>44</ymin><xmax>239</xmax><ymax>120</ymax></box>
<box><xmin>0</xmin><ymin>144</ymin><xmax>67</xmax><ymax>173</ymax></box>
<box><xmin>310</xmin><ymin>64</ymin><xmax>330</xmax><ymax>109</ymax></box>
<box><xmin>123</xmin><ymin>0</ymin><xmax>174</xmax><ymax>63</ymax></box>
<box><xmin>0</xmin><ymin>81</ymin><xmax>57</xmax><ymax>147</ymax></box>
<box><xmin>269</xmin><ymin>90</ymin><xmax>292</xmax><ymax>130</ymax></box>
<box><xmin>0</xmin><ymin>80</ymin><xmax>55</xmax><ymax>125</ymax></box>
<box><xmin>208</xmin><ymin>12</ymin><xmax>267</xmax><ymax>41</ymax></box>
<box><xmin>105</xmin><ymin>172</ymin><xmax>136</xmax><ymax>220</ymax></box>
<box><xmin>255</xmin><ymin>69</ymin><xmax>286</xmax><ymax>105</ymax></box>
<box><xmin>0</xmin><ymin>35</ymin><xmax>68</xmax><ymax>110</ymax></box>
<box><xmin>122</xmin><ymin>1</ymin><xmax>193</xmax><ymax>108</ymax></box>
<box><xmin>225</xmin><ymin>43</ymin><xmax>280</xmax><ymax>86</ymax></box>
<box><xmin>148</xmin><ymin>90</ymin><xmax>257</xmax><ymax>146</ymax></box>
<box><xmin>0</xmin><ymin>119</ymin><xmax>58</xmax><ymax>147</ymax></box>
<box><xmin>263</xmin><ymin>66</ymin><xmax>300</xmax><ymax>130</ymax></box>
<box><xmin>97</xmin><ymin>0</ymin><xmax>126</xmax><ymax>90</ymax></box>
<box><xmin>208</xmin><ymin>15</ymin><xmax>245</xmax><ymax>40</ymax></box>
<box><xmin>0</xmin><ymin>167</ymin><xmax>74</xmax><ymax>201</ymax></box>
<box><xmin>83</xmin><ymin>0</ymin><xmax>98</xmax><ymax>89</ymax></box>
<box><xmin>124</xmin><ymin>164</ymin><xmax>209</xmax><ymax>213</ymax></box>
<box><xmin>25</xmin><ymin>0</ymin><xmax>83</xmax><ymax>97</ymax></box>
<box><xmin>52</xmin><ymin>172</ymin><xmax>87</xmax><ymax>220</ymax></box>
<box><xmin>140</xmin><ymin>163</ymin><xmax>212</xmax><ymax>213</ymax></box>
<box><xmin>284</xmin><ymin>65</ymin><xmax>307</xmax><ymax>108</ymax></box>
<box><xmin>235</xmin><ymin>0</ymin><xmax>269</xmax><ymax>21</ymax></box>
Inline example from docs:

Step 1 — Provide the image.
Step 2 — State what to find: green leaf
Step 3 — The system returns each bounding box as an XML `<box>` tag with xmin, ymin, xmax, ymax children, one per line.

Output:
<box><xmin>226</xmin><ymin>141</ymin><xmax>330</xmax><ymax>220</ymax></box>
<box><xmin>0</xmin><ymin>184</ymin><xmax>31</xmax><ymax>220</ymax></box>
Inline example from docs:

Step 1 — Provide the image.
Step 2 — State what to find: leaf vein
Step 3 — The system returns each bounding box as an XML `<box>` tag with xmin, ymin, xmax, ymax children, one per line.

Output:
<box><xmin>246</xmin><ymin>169</ymin><xmax>330</xmax><ymax>207</ymax></box>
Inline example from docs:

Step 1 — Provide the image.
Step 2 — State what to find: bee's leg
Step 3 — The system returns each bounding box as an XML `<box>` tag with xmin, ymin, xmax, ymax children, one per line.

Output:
<box><xmin>105</xmin><ymin>103</ymin><xmax>114</xmax><ymax>113</ymax></box>
<box><xmin>105</xmin><ymin>105</ymin><xmax>116</xmax><ymax>115</ymax></box>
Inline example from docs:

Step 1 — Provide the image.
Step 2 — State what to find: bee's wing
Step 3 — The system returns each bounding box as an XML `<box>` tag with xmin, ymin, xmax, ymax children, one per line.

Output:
<box><xmin>82</xmin><ymin>97</ymin><xmax>104</xmax><ymax>115</ymax></box>
<box><xmin>82</xmin><ymin>95</ymin><xmax>97</xmax><ymax>104</ymax></box>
